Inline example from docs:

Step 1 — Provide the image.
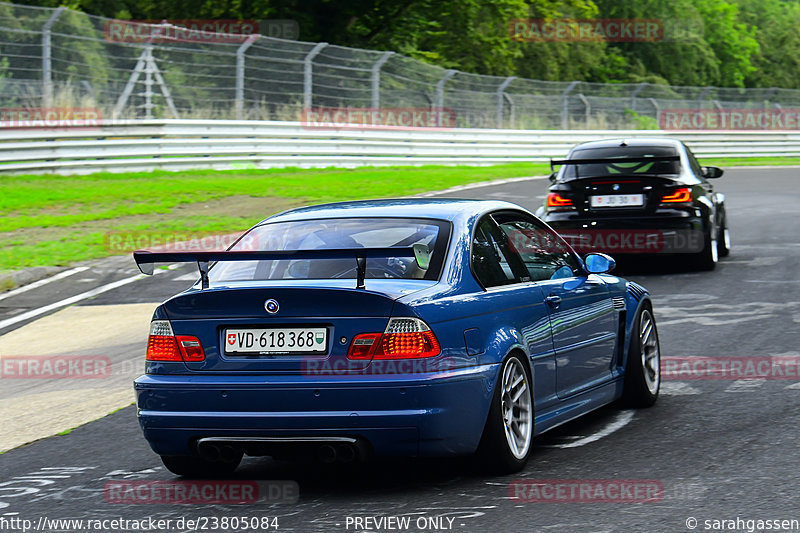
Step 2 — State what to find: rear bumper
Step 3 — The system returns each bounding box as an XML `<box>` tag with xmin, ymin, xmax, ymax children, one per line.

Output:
<box><xmin>134</xmin><ymin>364</ymin><xmax>499</xmax><ymax>458</ymax></box>
<box><xmin>545</xmin><ymin>211</ymin><xmax>706</xmax><ymax>254</ymax></box>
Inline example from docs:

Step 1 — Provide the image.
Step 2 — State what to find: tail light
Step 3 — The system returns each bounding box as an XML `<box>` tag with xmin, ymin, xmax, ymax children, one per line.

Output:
<box><xmin>546</xmin><ymin>193</ymin><xmax>574</xmax><ymax>210</ymax></box>
<box><xmin>146</xmin><ymin>320</ymin><xmax>205</xmax><ymax>362</ymax></box>
<box><xmin>347</xmin><ymin>317</ymin><xmax>440</xmax><ymax>360</ymax></box>
<box><xmin>661</xmin><ymin>188</ymin><xmax>691</xmax><ymax>203</ymax></box>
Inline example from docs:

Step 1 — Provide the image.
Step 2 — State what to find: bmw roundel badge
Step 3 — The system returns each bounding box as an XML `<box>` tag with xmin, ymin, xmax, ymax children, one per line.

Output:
<box><xmin>264</xmin><ymin>299</ymin><xmax>280</xmax><ymax>314</ymax></box>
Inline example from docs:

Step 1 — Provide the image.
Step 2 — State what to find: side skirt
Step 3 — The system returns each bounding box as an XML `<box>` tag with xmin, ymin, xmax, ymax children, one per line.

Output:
<box><xmin>533</xmin><ymin>377</ymin><xmax>623</xmax><ymax>437</ymax></box>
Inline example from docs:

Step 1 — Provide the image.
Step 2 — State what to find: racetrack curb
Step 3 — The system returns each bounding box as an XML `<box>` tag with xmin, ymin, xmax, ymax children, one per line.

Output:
<box><xmin>0</xmin><ymin>266</ymin><xmax>67</xmax><ymax>293</ymax></box>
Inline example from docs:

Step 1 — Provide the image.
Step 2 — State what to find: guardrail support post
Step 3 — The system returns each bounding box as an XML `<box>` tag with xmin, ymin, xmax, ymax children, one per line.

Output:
<box><xmin>630</xmin><ymin>82</ymin><xmax>648</xmax><ymax>112</ymax></box>
<box><xmin>235</xmin><ymin>34</ymin><xmax>260</xmax><ymax>120</ymax></box>
<box><xmin>434</xmin><ymin>69</ymin><xmax>457</xmax><ymax>126</ymax></box>
<box><xmin>649</xmin><ymin>98</ymin><xmax>660</xmax><ymax>126</ymax></box>
<box><xmin>371</xmin><ymin>51</ymin><xmax>394</xmax><ymax>110</ymax></box>
<box><xmin>304</xmin><ymin>42</ymin><xmax>328</xmax><ymax>111</ymax></box>
<box><xmin>496</xmin><ymin>76</ymin><xmax>516</xmax><ymax>128</ymax></box>
<box><xmin>561</xmin><ymin>81</ymin><xmax>579</xmax><ymax>129</ymax></box>
<box><xmin>577</xmin><ymin>93</ymin><xmax>590</xmax><ymax>127</ymax></box>
<box><xmin>697</xmin><ymin>86</ymin><xmax>712</xmax><ymax>109</ymax></box>
<box><xmin>42</xmin><ymin>6</ymin><xmax>66</xmax><ymax>108</ymax></box>
<box><xmin>504</xmin><ymin>93</ymin><xmax>515</xmax><ymax>128</ymax></box>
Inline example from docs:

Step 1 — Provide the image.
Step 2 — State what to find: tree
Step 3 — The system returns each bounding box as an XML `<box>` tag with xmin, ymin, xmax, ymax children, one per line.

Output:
<box><xmin>737</xmin><ymin>0</ymin><xmax>800</xmax><ymax>89</ymax></box>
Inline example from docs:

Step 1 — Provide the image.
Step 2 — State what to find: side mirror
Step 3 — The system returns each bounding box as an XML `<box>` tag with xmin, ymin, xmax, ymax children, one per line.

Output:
<box><xmin>702</xmin><ymin>166</ymin><xmax>724</xmax><ymax>179</ymax></box>
<box><xmin>584</xmin><ymin>252</ymin><xmax>616</xmax><ymax>274</ymax></box>
<box><xmin>548</xmin><ymin>172</ymin><xmax>557</xmax><ymax>183</ymax></box>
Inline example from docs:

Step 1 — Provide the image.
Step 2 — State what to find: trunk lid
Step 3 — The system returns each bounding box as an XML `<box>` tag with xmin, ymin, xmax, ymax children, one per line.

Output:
<box><xmin>561</xmin><ymin>175</ymin><xmax>683</xmax><ymax>217</ymax></box>
<box><xmin>163</xmin><ymin>280</ymin><xmax>434</xmax><ymax>374</ymax></box>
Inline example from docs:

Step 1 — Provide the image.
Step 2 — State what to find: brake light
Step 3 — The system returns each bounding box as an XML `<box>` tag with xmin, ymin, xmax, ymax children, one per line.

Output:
<box><xmin>547</xmin><ymin>193</ymin><xmax>573</xmax><ymax>207</ymax></box>
<box><xmin>347</xmin><ymin>333</ymin><xmax>382</xmax><ymax>360</ymax></box>
<box><xmin>146</xmin><ymin>320</ymin><xmax>205</xmax><ymax>362</ymax></box>
<box><xmin>347</xmin><ymin>318</ymin><xmax>440</xmax><ymax>360</ymax></box>
<box><xmin>176</xmin><ymin>336</ymin><xmax>205</xmax><ymax>361</ymax></box>
<box><xmin>661</xmin><ymin>188</ymin><xmax>691</xmax><ymax>203</ymax></box>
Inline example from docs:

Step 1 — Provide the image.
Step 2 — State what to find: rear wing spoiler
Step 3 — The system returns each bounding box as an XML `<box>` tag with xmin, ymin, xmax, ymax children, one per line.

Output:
<box><xmin>550</xmin><ymin>155</ymin><xmax>680</xmax><ymax>173</ymax></box>
<box><xmin>133</xmin><ymin>246</ymin><xmax>428</xmax><ymax>290</ymax></box>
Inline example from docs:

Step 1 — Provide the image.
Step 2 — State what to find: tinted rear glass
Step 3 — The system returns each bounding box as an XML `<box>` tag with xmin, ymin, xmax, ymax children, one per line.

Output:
<box><xmin>209</xmin><ymin>217</ymin><xmax>450</xmax><ymax>282</ymax></box>
<box><xmin>560</xmin><ymin>145</ymin><xmax>680</xmax><ymax>180</ymax></box>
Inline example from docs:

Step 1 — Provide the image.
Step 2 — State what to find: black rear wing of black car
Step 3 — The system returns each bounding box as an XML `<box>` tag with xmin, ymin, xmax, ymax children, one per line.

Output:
<box><xmin>550</xmin><ymin>155</ymin><xmax>681</xmax><ymax>173</ymax></box>
<box><xmin>133</xmin><ymin>247</ymin><xmax>426</xmax><ymax>290</ymax></box>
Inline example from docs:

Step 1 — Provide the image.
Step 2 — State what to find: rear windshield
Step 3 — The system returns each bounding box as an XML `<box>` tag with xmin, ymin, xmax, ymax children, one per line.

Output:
<box><xmin>209</xmin><ymin>217</ymin><xmax>450</xmax><ymax>282</ymax></box>
<box><xmin>560</xmin><ymin>146</ymin><xmax>681</xmax><ymax>180</ymax></box>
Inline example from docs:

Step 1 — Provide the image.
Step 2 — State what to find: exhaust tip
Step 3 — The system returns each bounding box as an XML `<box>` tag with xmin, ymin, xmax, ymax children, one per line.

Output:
<box><xmin>198</xmin><ymin>442</ymin><xmax>221</xmax><ymax>461</ymax></box>
<box><xmin>219</xmin><ymin>445</ymin><xmax>240</xmax><ymax>463</ymax></box>
<box><xmin>336</xmin><ymin>444</ymin><xmax>356</xmax><ymax>463</ymax></box>
<box><xmin>318</xmin><ymin>444</ymin><xmax>337</xmax><ymax>464</ymax></box>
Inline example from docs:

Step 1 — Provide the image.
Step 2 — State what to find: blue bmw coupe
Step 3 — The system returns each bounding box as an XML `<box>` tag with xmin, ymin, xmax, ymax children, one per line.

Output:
<box><xmin>133</xmin><ymin>198</ymin><xmax>660</xmax><ymax>475</ymax></box>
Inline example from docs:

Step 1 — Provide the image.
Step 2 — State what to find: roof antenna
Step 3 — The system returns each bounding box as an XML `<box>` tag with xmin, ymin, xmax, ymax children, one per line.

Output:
<box><xmin>619</xmin><ymin>139</ymin><xmax>628</xmax><ymax>147</ymax></box>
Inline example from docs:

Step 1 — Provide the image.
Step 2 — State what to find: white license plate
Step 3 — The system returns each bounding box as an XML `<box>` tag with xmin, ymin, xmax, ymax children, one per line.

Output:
<box><xmin>225</xmin><ymin>328</ymin><xmax>327</xmax><ymax>354</ymax></box>
<box><xmin>590</xmin><ymin>194</ymin><xmax>644</xmax><ymax>208</ymax></box>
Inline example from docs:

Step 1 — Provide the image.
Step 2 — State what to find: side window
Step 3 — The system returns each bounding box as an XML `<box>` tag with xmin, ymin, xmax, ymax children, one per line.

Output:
<box><xmin>471</xmin><ymin>217</ymin><xmax>520</xmax><ymax>288</ymax></box>
<box><xmin>493</xmin><ymin>213</ymin><xmax>580</xmax><ymax>282</ymax></box>
<box><xmin>685</xmin><ymin>146</ymin><xmax>704</xmax><ymax>178</ymax></box>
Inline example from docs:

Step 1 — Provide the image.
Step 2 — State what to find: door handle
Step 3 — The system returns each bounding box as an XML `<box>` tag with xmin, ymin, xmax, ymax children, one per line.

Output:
<box><xmin>545</xmin><ymin>295</ymin><xmax>562</xmax><ymax>308</ymax></box>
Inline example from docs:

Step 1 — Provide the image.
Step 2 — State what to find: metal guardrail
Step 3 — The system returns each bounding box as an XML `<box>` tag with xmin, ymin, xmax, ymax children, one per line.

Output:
<box><xmin>1</xmin><ymin>119</ymin><xmax>799</xmax><ymax>175</ymax></box>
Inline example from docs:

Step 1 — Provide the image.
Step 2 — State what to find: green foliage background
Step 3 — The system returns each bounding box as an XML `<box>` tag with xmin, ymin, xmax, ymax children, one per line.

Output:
<box><xmin>9</xmin><ymin>0</ymin><xmax>799</xmax><ymax>89</ymax></box>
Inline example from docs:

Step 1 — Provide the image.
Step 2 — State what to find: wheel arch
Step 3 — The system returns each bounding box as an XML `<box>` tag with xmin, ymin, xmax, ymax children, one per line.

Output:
<box><xmin>622</xmin><ymin>291</ymin><xmax>655</xmax><ymax>370</ymax></box>
<box><xmin>479</xmin><ymin>325</ymin><xmax>533</xmax><ymax>373</ymax></box>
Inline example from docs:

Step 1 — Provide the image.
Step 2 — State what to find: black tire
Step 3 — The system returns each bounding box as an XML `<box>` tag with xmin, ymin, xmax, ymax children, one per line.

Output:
<box><xmin>160</xmin><ymin>453</ymin><xmax>242</xmax><ymax>478</ymax></box>
<box><xmin>717</xmin><ymin>216</ymin><xmax>731</xmax><ymax>258</ymax></box>
<box><xmin>477</xmin><ymin>353</ymin><xmax>534</xmax><ymax>474</ymax></box>
<box><xmin>622</xmin><ymin>304</ymin><xmax>660</xmax><ymax>408</ymax></box>
<box><xmin>693</xmin><ymin>228</ymin><xmax>718</xmax><ymax>271</ymax></box>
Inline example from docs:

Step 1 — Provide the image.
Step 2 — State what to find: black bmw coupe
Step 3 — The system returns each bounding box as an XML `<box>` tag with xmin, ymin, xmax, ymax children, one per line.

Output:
<box><xmin>536</xmin><ymin>138</ymin><xmax>729</xmax><ymax>270</ymax></box>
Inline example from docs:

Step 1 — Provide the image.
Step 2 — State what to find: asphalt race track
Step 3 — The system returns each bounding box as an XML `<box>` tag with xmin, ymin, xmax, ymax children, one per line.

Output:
<box><xmin>1</xmin><ymin>167</ymin><xmax>799</xmax><ymax>533</ymax></box>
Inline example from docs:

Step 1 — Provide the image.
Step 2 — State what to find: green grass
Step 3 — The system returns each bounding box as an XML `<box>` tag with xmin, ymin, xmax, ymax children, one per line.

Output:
<box><xmin>704</xmin><ymin>156</ymin><xmax>800</xmax><ymax>167</ymax></box>
<box><xmin>0</xmin><ymin>163</ymin><xmax>548</xmax><ymax>271</ymax></box>
<box><xmin>0</xmin><ymin>156</ymin><xmax>794</xmax><ymax>272</ymax></box>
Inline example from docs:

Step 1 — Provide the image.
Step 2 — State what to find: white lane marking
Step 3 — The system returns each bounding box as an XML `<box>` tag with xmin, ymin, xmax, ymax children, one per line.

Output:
<box><xmin>417</xmin><ymin>175</ymin><xmax>547</xmax><ymax>197</ymax></box>
<box><xmin>656</xmin><ymin>301</ymin><xmax>800</xmax><ymax>327</ymax></box>
<box><xmin>0</xmin><ymin>269</ymin><xmax>169</xmax><ymax>331</ymax></box>
<box><xmin>724</xmin><ymin>380</ymin><xmax>765</xmax><ymax>393</ymax></box>
<box><xmin>785</xmin><ymin>382</ymin><xmax>800</xmax><ymax>389</ymax></box>
<box><xmin>541</xmin><ymin>410</ymin><xmax>635</xmax><ymax>449</ymax></box>
<box><xmin>660</xmin><ymin>382</ymin><xmax>702</xmax><ymax>395</ymax></box>
<box><xmin>0</xmin><ymin>267</ymin><xmax>89</xmax><ymax>302</ymax></box>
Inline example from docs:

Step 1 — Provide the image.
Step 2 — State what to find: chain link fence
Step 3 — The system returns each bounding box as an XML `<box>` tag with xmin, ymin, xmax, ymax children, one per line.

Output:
<box><xmin>3</xmin><ymin>4</ymin><xmax>800</xmax><ymax>129</ymax></box>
